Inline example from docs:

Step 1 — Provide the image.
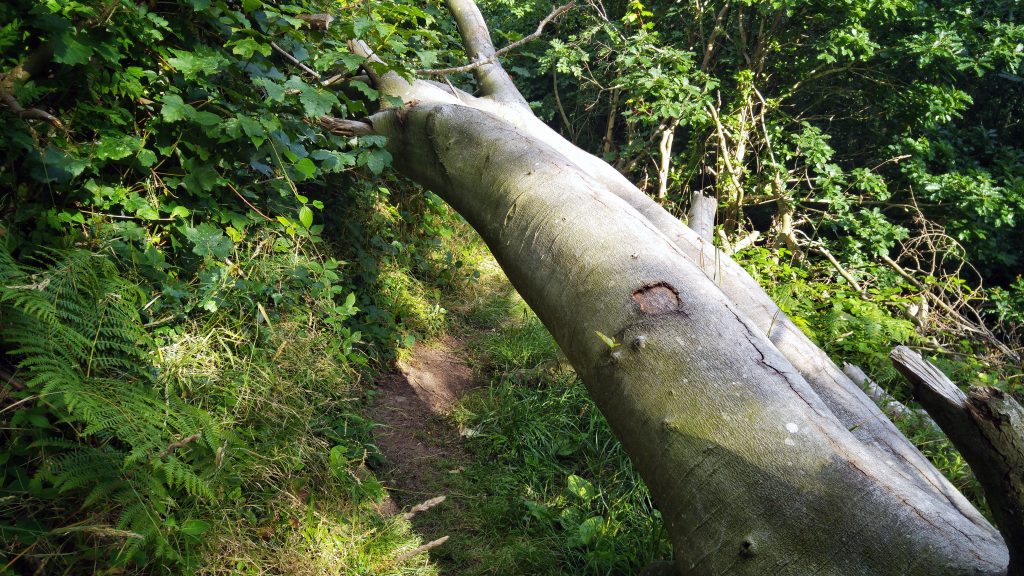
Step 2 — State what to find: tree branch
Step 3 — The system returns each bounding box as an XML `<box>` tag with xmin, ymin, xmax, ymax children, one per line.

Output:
<box><xmin>439</xmin><ymin>0</ymin><xmax>541</xmax><ymax>106</ymax></box>
<box><xmin>319</xmin><ymin>115</ymin><xmax>375</xmax><ymax>136</ymax></box>
<box><xmin>420</xmin><ymin>3</ymin><xmax>573</xmax><ymax>78</ymax></box>
<box><xmin>0</xmin><ymin>67</ymin><xmax>63</xmax><ymax>129</ymax></box>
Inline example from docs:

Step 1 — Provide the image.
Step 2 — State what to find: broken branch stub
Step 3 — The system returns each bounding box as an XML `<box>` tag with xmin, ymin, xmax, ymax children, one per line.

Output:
<box><xmin>892</xmin><ymin>345</ymin><xmax>1024</xmax><ymax>575</ymax></box>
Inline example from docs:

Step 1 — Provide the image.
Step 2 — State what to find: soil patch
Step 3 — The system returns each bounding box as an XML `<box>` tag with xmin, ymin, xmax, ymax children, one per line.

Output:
<box><xmin>370</xmin><ymin>336</ymin><xmax>476</xmax><ymax>514</ymax></box>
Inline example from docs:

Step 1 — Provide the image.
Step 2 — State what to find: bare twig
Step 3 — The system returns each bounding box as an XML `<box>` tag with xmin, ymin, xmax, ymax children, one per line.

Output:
<box><xmin>816</xmin><ymin>244</ymin><xmax>864</xmax><ymax>294</ymax></box>
<box><xmin>95</xmin><ymin>0</ymin><xmax>123</xmax><ymax>27</ymax></box>
<box><xmin>225</xmin><ymin>182</ymin><xmax>273</xmax><ymax>222</ymax></box>
<box><xmin>418</xmin><ymin>3</ymin><xmax>573</xmax><ymax>76</ymax></box>
<box><xmin>270</xmin><ymin>42</ymin><xmax>321</xmax><ymax>79</ymax></box>
<box><xmin>0</xmin><ymin>368</ymin><xmax>26</xmax><ymax>391</ymax></box>
<box><xmin>552</xmin><ymin>70</ymin><xmax>575</xmax><ymax>141</ymax></box>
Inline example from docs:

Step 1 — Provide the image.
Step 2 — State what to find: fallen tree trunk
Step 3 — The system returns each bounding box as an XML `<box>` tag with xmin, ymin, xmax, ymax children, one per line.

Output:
<box><xmin>321</xmin><ymin>2</ymin><xmax>1010</xmax><ymax>572</ymax></box>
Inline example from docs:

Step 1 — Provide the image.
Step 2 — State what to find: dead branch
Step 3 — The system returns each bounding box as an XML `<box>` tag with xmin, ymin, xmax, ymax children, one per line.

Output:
<box><xmin>160</xmin><ymin>433</ymin><xmax>201</xmax><ymax>458</ymax></box>
<box><xmin>319</xmin><ymin>116</ymin><xmax>375</xmax><ymax>136</ymax></box>
<box><xmin>296</xmin><ymin>13</ymin><xmax>334</xmax><ymax>30</ymax></box>
<box><xmin>0</xmin><ymin>68</ymin><xmax>63</xmax><ymax>129</ymax></box>
<box><xmin>891</xmin><ymin>346</ymin><xmax>1024</xmax><ymax>572</ymax></box>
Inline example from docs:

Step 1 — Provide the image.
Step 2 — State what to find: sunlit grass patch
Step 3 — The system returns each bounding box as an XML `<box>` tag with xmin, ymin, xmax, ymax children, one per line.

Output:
<box><xmin>435</xmin><ymin>258</ymin><xmax>672</xmax><ymax>575</ymax></box>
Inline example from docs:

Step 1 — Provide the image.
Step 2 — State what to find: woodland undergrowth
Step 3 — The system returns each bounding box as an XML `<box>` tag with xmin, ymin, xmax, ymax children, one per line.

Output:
<box><xmin>2</xmin><ymin>0</ymin><xmax>1022</xmax><ymax>573</ymax></box>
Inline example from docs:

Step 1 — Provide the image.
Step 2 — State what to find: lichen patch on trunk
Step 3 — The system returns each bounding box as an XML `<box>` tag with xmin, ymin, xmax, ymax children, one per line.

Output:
<box><xmin>633</xmin><ymin>282</ymin><xmax>681</xmax><ymax>315</ymax></box>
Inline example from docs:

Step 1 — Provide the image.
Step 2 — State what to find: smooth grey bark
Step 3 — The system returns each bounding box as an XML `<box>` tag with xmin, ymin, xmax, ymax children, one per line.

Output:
<box><xmin>322</xmin><ymin>3</ymin><xmax>1010</xmax><ymax>572</ymax></box>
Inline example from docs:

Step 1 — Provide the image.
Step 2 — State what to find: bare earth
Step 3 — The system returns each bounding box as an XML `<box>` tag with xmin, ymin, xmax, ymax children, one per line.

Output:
<box><xmin>370</xmin><ymin>335</ymin><xmax>476</xmax><ymax>514</ymax></box>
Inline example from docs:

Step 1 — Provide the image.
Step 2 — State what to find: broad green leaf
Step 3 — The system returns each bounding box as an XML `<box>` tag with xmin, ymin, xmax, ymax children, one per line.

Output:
<box><xmin>167</xmin><ymin>48</ymin><xmax>229</xmax><ymax>79</ymax></box>
<box><xmin>577</xmin><ymin>516</ymin><xmax>604</xmax><ymax>545</ymax></box>
<box><xmin>136</xmin><ymin>206</ymin><xmax>160</xmax><ymax>220</ymax></box>
<box><xmin>299</xmin><ymin>87</ymin><xmax>339</xmax><ymax>118</ymax></box>
<box><xmin>293</xmin><ymin>157</ymin><xmax>317</xmax><ymax>180</ymax></box>
<box><xmin>417</xmin><ymin>50</ymin><xmax>439</xmax><ymax>69</ymax></box>
<box><xmin>253</xmin><ymin>77</ymin><xmax>286</xmax><ymax>102</ymax></box>
<box><xmin>55</xmin><ymin>32</ymin><xmax>93</xmax><ymax>65</ymax></box>
<box><xmin>230</xmin><ymin>37</ymin><xmax>271</xmax><ymax>59</ymax></box>
<box><xmin>364</xmin><ymin>149</ymin><xmax>392</xmax><ymax>175</ymax></box>
<box><xmin>182</xmin><ymin>163</ymin><xmax>219</xmax><ymax>193</ymax></box>
<box><xmin>95</xmin><ymin>134</ymin><xmax>142</xmax><ymax>161</ymax></box>
<box><xmin>184</xmin><ymin>223</ymin><xmax>233</xmax><ymax>259</ymax></box>
<box><xmin>298</xmin><ymin>205</ymin><xmax>313</xmax><ymax>229</ymax></box>
<box><xmin>191</xmin><ymin>110</ymin><xmax>221</xmax><ymax>126</ymax></box>
<box><xmin>311</xmin><ymin>149</ymin><xmax>356</xmax><ymax>173</ymax></box>
<box><xmin>566</xmin><ymin>475</ymin><xmax>596</xmax><ymax>502</ymax></box>
<box><xmin>161</xmin><ymin>94</ymin><xmax>195</xmax><ymax>122</ymax></box>
<box><xmin>353</xmin><ymin>17</ymin><xmax>374</xmax><ymax>37</ymax></box>
<box><xmin>238</xmin><ymin>116</ymin><xmax>266</xmax><ymax>147</ymax></box>
<box><xmin>136</xmin><ymin>148</ymin><xmax>158</xmax><ymax>167</ymax></box>
<box><xmin>180</xmin><ymin>519</ymin><xmax>211</xmax><ymax>537</ymax></box>
<box><xmin>349</xmin><ymin>80</ymin><xmax>379</xmax><ymax>101</ymax></box>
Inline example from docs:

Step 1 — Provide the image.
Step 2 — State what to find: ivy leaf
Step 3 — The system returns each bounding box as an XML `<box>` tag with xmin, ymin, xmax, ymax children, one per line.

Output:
<box><xmin>184</xmin><ymin>223</ymin><xmax>233</xmax><ymax>259</ymax></box>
